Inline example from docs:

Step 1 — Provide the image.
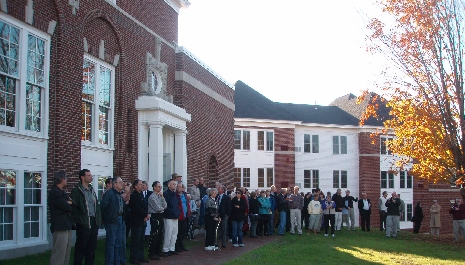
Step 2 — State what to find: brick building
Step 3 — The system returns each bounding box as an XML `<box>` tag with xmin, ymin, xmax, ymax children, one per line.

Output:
<box><xmin>0</xmin><ymin>0</ymin><xmax>234</xmax><ymax>258</ymax></box>
<box><xmin>234</xmin><ymin>80</ymin><xmax>461</xmax><ymax>234</ymax></box>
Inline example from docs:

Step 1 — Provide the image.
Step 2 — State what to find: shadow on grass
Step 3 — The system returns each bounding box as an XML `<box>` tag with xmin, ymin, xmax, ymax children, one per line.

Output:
<box><xmin>223</xmin><ymin>230</ymin><xmax>465</xmax><ymax>265</ymax></box>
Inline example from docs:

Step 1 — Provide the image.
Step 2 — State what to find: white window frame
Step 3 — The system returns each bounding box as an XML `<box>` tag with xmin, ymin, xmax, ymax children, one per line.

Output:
<box><xmin>333</xmin><ymin>170</ymin><xmax>348</xmax><ymax>189</ymax></box>
<box><xmin>257</xmin><ymin>130</ymin><xmax>274</xmax><ymax>151</ymax></box>
<box><xmin>81</xmin><ymin>54</ymin><xmax>115</xmax><ymax>149</ymax></box>
<box><xmin>381</xmin><ymin>171</ymin><xmax>394</xmax><ymax>189</ymax></box>
<box><xmin>304</xmin><ymin>134</ymin><xmax>319</xmax><ymax>153</ymax></box>
<box><xmin>304</xmin><ymin>169</ymin><xmax>319</xmax><ymax>189</ymax></box>
<box><xmin>333</xmin><ymin>135</ymin><xmax>347</xmax><ymax>154</ymax></box>
<box><xmin>0</xmin><ymin>16</ymin><xmax>50</xmax><ymax>138</ymax></box>
<box><xmin>381</xmin><ymin>136</ymin><xmax>394</xmax><ymax>155</ymax></box>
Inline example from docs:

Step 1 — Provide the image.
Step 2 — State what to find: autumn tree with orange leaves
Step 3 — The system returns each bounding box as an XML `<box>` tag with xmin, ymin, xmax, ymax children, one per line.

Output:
<box><xmin>360</xmin><ymin>0</ymin><xmax>465</xmax><ymax>192</ymax></box>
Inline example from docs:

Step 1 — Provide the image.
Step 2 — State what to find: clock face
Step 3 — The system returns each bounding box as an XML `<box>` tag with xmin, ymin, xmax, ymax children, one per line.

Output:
<box><xmin>150</xmin><ymin>71</ymin><xmax>162</xmax><ymax>94</ymax></box>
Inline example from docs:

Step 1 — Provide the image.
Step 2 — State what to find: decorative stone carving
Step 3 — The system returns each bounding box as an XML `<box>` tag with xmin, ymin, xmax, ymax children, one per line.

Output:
<box><xmin>140</xmin><ymin>52</ymin><xmax>171</xmax><ymax>103</ymax></box>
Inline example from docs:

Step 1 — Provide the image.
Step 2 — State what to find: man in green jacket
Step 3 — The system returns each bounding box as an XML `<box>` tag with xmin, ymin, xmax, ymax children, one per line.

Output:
<box><xmin>70</xmin><ymin>169</ymin><xmax>102</xmax><ymax>265</ymax></box>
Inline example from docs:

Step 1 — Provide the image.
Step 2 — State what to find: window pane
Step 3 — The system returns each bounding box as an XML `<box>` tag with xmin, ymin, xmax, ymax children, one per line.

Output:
<box><xmin>242</xmin><ymin>131</ymin><xmax>250</xmax><ymax>150</ymax></box>
<box><xmin>333</xmin><ymin>136</ymin><xmax>339</xmax><ymax>154</ymax></box>
<box><xmin>304</xmin><ymin>170</ymin><xmax>310</xmax><ymax>188</ymax></box>
<box><xmin>312</xmin><ymin>135</ymin><xmax>319</xmax><ymax>153</ymax></box>
<box><xmin>266</xmin><ymin>131</ymin><xmax>273</xmax><ymax>151</ymax></box>
<box><xmin>312</xmin><ymin>170</ymin><xmax>319</xmax><ymax>189</ymax></box>
<box><xmin>82</xmin><ymin>101</ymin><xmax>92</xmax><ymax>141</ymax></box>
<box><xmin>82</xmin><ymin>59</ymin><xmax>95</xmax><ymax>102</ymax></box>
<box><xmin>257</xmin><ymin>131</ymin><xmax>264</xmax><ymax>151</ymax></box>
<box><xmin>242</xmin><ymin>168</ymin><xmax>250</xmax><ymax>187</ymax></box>
<box><xmin>400</xmin><ymin>171</ymin><xmax>405</xmax><ymax>189</ymax></box>
<box><xmin>266</xmin><ymin>168</ymin><xmax>273</xmax><ymax>187</ymax></box>
<box><xmin>233</xmin><ymin>168</ymin><xmax>241</xmax><ymax>188</ymax></box>
<box><xmin>381</xmin><ymin>137</ymin><xmax>387</xmax><ymax>154</ymax></box>
<box><xmin>407</xmin><ymin>204</ymin><xmax>413</xmax><ymax>221</ymax></box>
<box><xmin>0</xmin><ymin>208</ymin><xmax>14</xmax><ymax>241</ymax></box>
<box><xmin>341</xmin><ymin>171</ymin><xmax>347</xmax><ymax>188</ymax></box>
<box><xmin>0</xmin><ymin>75</ymin><xmax>16</xmax><ymax>127</ymax></box>
<box><xmin>99</xmin><ymin>106</ymin><xmax>109</xmax><ymax>144</ymax></box>
<box><xmin>234</xmin><ymin>130</ymin><xmax>241</xmax><ymax>149</ymax></box>
<box><xmin>381</xmin><ymin>171</ymin><xmax>387</xmax><ymax>189</ymax></box>
<box><xmin>258</xmin><ymin>168</ymin><xmax>264</xmax><ymax>188</ymax></box>
<box><xmin>340</xmin><ymin>136</ymin><xmax>347</xmax><ymax>154</ymax></box>
<box><xmin>407</xmin><ymin>174</ymin><xmax>412</xmax><ymax>189</ymax></box>
<box><xmin>388</xmin><ymin>173</ymin><xmax>394</xmax><ymax>188</ymax></box>
<box><xmin>333</xmin><ymin>170</ymin><xmax>339</xmax><ymax>188</ymax></box>
<box><xmin>25</xmin><ymin>84</ymin><xmax>41</xmax><ymax>132</ymax></box>
<box><xmin>0</xmin><ymin>21</ymin><xmax>19</xmax><ymax>77</ymax></box>
<box><xmin>99</xmin><ymin>66</ymin><xmax>111</xmax><ymax>107</ymax></box>
<box><xmin>304</xmin><ymin>134</ymin><xmax>310</xmax><ymax>153</ymax></box>
<box><xmin>0</xmin><ymin>171</ymin><xmax>16</xmax><ymax>205</ymax></box>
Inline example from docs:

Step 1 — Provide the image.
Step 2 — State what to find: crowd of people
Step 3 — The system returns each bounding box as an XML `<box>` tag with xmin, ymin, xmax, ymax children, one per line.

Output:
<box><xmin>48</xmin><ymin>169</ymin><xmax>465</xmax><ymax>265</ymax></box>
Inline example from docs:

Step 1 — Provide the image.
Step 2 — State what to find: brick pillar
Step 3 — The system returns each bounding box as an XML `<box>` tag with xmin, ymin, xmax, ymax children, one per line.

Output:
<box><xmin>359</xmin><ymin>132</ymin><xmax>381</xmax><ymax>230</ymax></box>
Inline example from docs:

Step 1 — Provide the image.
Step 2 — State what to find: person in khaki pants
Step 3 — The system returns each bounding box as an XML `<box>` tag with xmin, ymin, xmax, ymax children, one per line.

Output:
<box><xmin>49</xmin><ymin>171</ymin><xmax>74</xmax><ymax>265</ymax></box>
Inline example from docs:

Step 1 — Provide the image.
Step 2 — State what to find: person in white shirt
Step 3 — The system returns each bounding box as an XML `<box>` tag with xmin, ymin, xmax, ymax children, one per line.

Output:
<box><xmin>307</xmin><ymin>194</ymin><xmax>322</xmax><ymax>235</ymax></box>
<box><xmin>378</xmin><ymin>191</ymin><xmax>388</xmax><ymax>231</ymax></box>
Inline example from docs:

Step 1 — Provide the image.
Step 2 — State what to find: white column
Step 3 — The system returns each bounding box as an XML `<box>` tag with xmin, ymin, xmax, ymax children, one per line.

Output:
<box><xmin>138</xmin><ymin>124</ymin><xmax>149</xmax><ymax>181</ymax></box>
<box><xmin>149</xmin><ymin>123</ymin><xmax>164</xmax><ymax>185</ymax></box>
<box><xmin>174</xmin><ymin>130</ymin><xmax>188</xmax><ymax>184</ymax></box>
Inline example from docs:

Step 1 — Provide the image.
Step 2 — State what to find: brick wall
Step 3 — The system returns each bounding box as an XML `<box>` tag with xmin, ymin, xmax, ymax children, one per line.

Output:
<box><xmin>175</xmin><ymin>52</ymin><xmax>235</xmax><ymax>189</ymax></box>
<box><xmin>274</xmin><ymin>128</ymin><xmax>295</xmax><ymax>189</ymax></box>
<box><xmin>4</xmin><ymin>0</ymin><xmax>233</xmax><ymax>190</ymax></box>
<box><xmin>358</xmin><ymin>132</ymin><xmax>382</xmax><ymax>229</ymax></box>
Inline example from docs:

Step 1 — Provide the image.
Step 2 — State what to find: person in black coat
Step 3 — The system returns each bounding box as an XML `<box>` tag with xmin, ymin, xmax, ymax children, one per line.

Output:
<box><xmin>217</xmin><ymin>185</ymin><xmax>231</xmax><ymax>248</ymax></box>
<box><xmin>129</xmin><ymin>180</ymin><xmax>149</xmax><ymax>264</ymax></box>
<box><xmin>248</xmin><ymin>192</ymin><xmax>262</xmax><ymax>238</ymax></box>
<box><xmin>230</xmin><ymin>190</ymin><xmax>247</xmax><ymax>247</ymax></box>
<box><xmin>49</xmin><ymin>171</ymin><xmax>74</xmax><ymax>265</ymax></box>
<box><xmin>358</xmin><ymin>192</ymin><xmax>372</xmax><ymax>232</ymax></box>
<box><xmin>413</xmin><ymin>201</ymin><xmax>424</xmax><ymax>234</ymax></box>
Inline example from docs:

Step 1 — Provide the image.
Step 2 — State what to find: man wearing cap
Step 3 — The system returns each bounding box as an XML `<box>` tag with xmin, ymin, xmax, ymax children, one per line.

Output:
<box><xmin>343</xmin><ymin>190</ymin><xmax>358</xmax><ymax>231</ymax></box>
<box><xmin>378</xmin><ymin>191</ymin><xmax>388</xmax><ymax>231</ymax></box>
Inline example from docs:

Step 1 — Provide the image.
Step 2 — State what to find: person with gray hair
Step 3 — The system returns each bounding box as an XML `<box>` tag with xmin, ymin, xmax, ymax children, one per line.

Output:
<box><xmin>204</xmin><ymin>188</ymin><xmax>220</xmax><ymax>250</ymax></box>
<box><xmin>49</xmin><ymin>171</ymin><xmax>73</xmax><ymax>265</ymax></box>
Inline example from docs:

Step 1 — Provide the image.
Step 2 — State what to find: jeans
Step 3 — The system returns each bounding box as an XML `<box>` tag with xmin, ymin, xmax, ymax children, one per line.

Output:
<box><xmin>218</xmin><ymin>215</ymin><xmax>229</xmax><ymax>246</ymax></box>
<box><xmin>278</xmin><ymin>211</ymin><xmax>286</xmax><ymax>235</ymax></box>
<box><xmin>104</xmin><ymin>216</ymin><xmax>124</xmax><ymax>265</ymax></box>
<box><xmin>386</xmin><ymin>215</ymin><xmax>400</xmax><ymax>237</ymax></box>
<box><xmin>268</xmin><ymin>212</ymin><xmax>275</xmax><ymax>235</ymax></box>
<box><xmin>120</xmin><ymin>221</ymin><xmax>127</xmax><ymax>262</ymax></box>
<box><xmin>324</xmin><ymin>214</ymin><xmax>335</xmax><ymax>235</ymax></box>
<box><xmin>231</xmin><ymin>220</ymin><xmax>244</xmax><ymax>244</ymax></box>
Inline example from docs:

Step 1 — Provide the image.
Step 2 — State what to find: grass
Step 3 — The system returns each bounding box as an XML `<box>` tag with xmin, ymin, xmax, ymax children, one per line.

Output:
<box><xmin>0</xmin><ymin>237</ymin><xmax>201</xmax><ymax>265</ymax></box>
<box><xmin>223</xmin><ymin>230</ymin><xmax>465</xmax><ymax>265</ymax></box>
<box><xmin>2</xmin><ymin>231</ymin><xmax>464</xmax><ymax>265</ymax></box>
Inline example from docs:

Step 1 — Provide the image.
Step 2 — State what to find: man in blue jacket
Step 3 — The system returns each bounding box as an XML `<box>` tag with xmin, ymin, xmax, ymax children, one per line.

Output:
<box><xmin>100</xmin><ymin>177</ymin><xmax>125</xmax><ymax>265</ymax></box>
<box><xmin>162</xmin><ymin>179</ymin><xmax>180</xmax><ymax>256</ymax></box>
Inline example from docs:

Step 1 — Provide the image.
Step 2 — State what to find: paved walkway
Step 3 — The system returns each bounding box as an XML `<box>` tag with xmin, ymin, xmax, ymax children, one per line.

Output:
<box><xmin>148</xmin><ymin>233</ymin><xmax>277</xmax><ymax>265</ymax></box>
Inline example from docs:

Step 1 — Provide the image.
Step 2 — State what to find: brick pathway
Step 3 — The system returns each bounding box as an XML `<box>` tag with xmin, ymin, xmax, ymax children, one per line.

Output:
<box><xmin>147</xmin><ymin>234</ymin><xmax>277</xmax><ymax>265</ymax></box>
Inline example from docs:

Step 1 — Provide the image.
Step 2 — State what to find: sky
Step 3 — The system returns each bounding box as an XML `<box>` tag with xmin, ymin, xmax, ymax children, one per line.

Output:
<box><xmin>178</xmin><ymin>0</ymin><xmax>387</xmax><ymax>106</ymax></box>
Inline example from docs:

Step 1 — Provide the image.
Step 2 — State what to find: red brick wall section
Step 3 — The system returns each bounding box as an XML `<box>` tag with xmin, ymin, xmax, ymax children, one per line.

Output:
<box><xmin>274</xmin><ymin>128</ymin><xmax>295</xmax><ymax>189</ymax></box>
<box><xmin>414</xmin><ymin>181</ymin><xmax>460</xmax><ymax>234</ymax></box>
<box><xmin>358</xmin><ymin>132</ymin><xmax>382</xmax><ymax>229</ymax></box>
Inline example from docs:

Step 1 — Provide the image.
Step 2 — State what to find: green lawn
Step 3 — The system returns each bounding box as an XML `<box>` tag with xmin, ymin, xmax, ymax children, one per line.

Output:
<box><xmin>224</xmin><ymin>231</ymin><xmax>465</xmax><ymax>265</ymax></box>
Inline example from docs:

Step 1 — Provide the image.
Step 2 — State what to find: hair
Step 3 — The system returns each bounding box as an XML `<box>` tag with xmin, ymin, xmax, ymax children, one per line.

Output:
<box><xmin>382</xmin><ymin>191</ymin><xmax>388</xmax><ymax>195</ymax></box>
<box><xmin>167</xmin><ymin>179</ymin><xmax>176</xmax><ymax>185</ymax></box>
<box><xmin>78</xmin><ymin>169</ymin><xmax>90</xmax><ymax>182</ymax></box>
<box><xmin>111</xmin><ymin>177</ymin><xmax>120</xmax><ymax>185</ymax></box>
<box><xmin>193</xmin><ymin>178</ymin><xmax>198</xmax><ymax>183</ymax></box>
<box><xmin>152</xmin><ymin>181</ymin><xmax>160</xmax><ymax>188</ymax></box>
<box><xmin>250</xmin><ymin>191</ymin><xmax>256</xmax><ymax>198</ymax></box>
<box><xmin>416</xmin><ymin>201</ymin><xmax>421</xmax><ymax>207</ymax></box>
<box><xmin>53</xmin><ymin>170</ymin><xmax>67</xmax><ymax>185</ymax></box>
<box><xmin>208</xmin><ymin>188</ymin><xmax>218</xmax><ymax>196</ymax></box>
<box><xmin>142</xmin><ymin>181</ymin><xmax>147</xmax><ymax>185</ymax></box>
<box><xmin>260</xmin><ymin>190</ymin><xmax>265</xmax><ymax>194</ymax></box>
<box><xmin>133</xmin><ymin>179</ymin><xmax>141</xmax><ymax>187</ymax></box>
<box><xmin>217</xmin><ymin>185</ymin><xmax>225</xmax><ymax>193</ymax></box>
<box><xmin>106</xmin><ymin>178</ymin><xmax>113</xmax><ymax>185</ymax></box>
<box><xmin>171</xmin><ymin>173</ymin><xmax>178</xmax><ymax>179</ymax></box>
<box><xmin>294</xmin><ymin>186</ymin><xmax>299</xmax><ymax>190</ymax></box>
<box><xmin>236</xmin><ymin>189</ymin><xmax>243</xmax><ymax>195</ymax></box>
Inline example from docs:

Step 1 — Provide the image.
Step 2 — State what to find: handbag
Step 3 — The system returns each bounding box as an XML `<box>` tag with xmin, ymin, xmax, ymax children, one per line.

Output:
<box><xmin>242</xmin><ymin>222</ymin><xmax>249</xmax><ymax>232</ymax></box>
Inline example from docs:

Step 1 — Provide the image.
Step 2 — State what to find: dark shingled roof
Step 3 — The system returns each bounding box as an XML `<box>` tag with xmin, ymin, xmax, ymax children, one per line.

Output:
<box><xmin>234</xmin><ymin>80</ymin><xmax>370</xmax><ymax>126</ymax></box>
<box><xmin>330</xmin><ymin>93</ymin><xmax>390</xmax><ymax>126</ymax></box>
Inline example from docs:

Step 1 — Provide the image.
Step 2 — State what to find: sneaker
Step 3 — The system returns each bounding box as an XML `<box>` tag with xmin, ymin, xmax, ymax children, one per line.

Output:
<box><xmin>324</xmin><ymin>234</ymin><xmax>328</xmax><ymax>237</ymax></box>
<box><xmin>239</xmin><ymin>243</ymin><xmax>245</xmax><ymax>247</ymax></box>
<box><xmin>233</xmin><ymin>244</ymin><xmax>239</xmax><ymax>247</ymax></box>
<box><xmin>205</xmin><ymin>246</ymin><xmax>213</xmax><ymax>250</ymax></box>
<box><xmin>332</xmin><ymin>234</ymin><xmax>335</xmax><ymax>237</ymax></box>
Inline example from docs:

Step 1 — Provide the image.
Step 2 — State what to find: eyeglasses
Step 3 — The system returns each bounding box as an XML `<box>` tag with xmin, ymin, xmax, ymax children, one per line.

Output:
<box><xmin>235</xmin><ymin>192</ymin><xmax>241</xmax><ymax>194</ymax></box>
